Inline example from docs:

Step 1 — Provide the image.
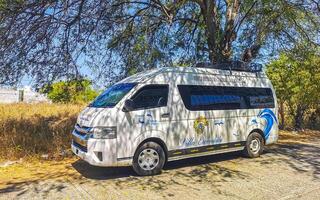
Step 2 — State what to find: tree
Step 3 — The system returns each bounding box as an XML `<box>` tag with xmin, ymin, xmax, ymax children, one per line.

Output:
<box><xmin>266</xmin><ymin>46</ymin><xmax>320</xmax><ymax>130</ymax></box>
<box><xmin>42</xmin><ymin>79</ymin><xmax>98</xmax><ymax>103</ymax></box>
<box><xmin>0</xmin><ymin>0</ymin><xmax>319</xmax><ymax>86</ymax></box>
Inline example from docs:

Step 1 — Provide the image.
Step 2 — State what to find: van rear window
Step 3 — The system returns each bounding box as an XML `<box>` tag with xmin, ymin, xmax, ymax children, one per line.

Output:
<box><xmin>178</xmin><ymin>85</ymin><xmax>275</xmax><ymax>111</ymax></box>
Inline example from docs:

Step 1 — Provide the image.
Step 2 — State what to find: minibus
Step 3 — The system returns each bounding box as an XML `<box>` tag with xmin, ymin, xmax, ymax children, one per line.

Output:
<box><xmin>71</xmin><ymin>63</ymin><xmax>278</xmax><ymax>176</ymax></box>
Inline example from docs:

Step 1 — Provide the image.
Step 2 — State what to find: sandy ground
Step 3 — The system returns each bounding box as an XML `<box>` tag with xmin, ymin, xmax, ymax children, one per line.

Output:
<box><xmin>1</xmin><ymin>131</ymin><xmax>320</xmax><ymax>200</ymax></box>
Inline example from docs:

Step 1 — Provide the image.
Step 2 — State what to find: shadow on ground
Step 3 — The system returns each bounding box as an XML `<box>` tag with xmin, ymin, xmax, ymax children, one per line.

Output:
<box><xmin>1</xmin><ymin>136</ymin><xmax>320</xmax><ymax>198</ymax></box>
<box><xmin>71</xmin><ymin>160</ymin><xmax>135</xmax><ymax>180</ymax></box>
<box><xmin>266</xmin><ymin>142</ymin><xmax>320</xmax><ymax>179</ymax></box>
<box><xmin>71</xmin><ymin>151</ymin><xmax>242</xmax><ymax>180</ymax></box>
<box><xmin>0</xmin><ymin>162</ymin><xmax>73</xmax><ymax>198</ymax></box>
<box><xmin>72</xmin><ymin>139</ymin><xmax>320</xmax><ymax>181</ymax></box>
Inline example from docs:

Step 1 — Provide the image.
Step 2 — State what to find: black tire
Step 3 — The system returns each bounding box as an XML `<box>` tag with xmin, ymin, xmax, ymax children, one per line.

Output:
<box><xmin>132</xmin><ymin>141</ymin><xmax>166</xmax><ymax>176</ymax></box>
<box><xmin>243</xmin><ymin>132</ymin><xmax>264</xmax><ymax>158</ymax></box>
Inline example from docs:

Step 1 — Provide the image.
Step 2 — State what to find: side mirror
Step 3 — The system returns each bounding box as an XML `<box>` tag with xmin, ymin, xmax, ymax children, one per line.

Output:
<box><xmin>123</xmin><ymin>99</ymin><xmax>135</xmax><ymax>112</ymax></box>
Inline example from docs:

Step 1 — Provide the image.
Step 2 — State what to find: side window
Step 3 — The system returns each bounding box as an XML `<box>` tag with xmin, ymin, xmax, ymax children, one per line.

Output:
<box><xmin>178</xmin><ymin>85</ymin><xmax>275</xmax><ymax>111</ymax></box>
<box><xmin>130</xmin><ymin>85</ymin><xmax>168</xmax><ymax>110</ymax></box>
<box><xmin>178</xmin><ymin>85</ymin><xmax>244</xmax><ymax>110</ymax></box>
<box><xmin>247</xmin><ymin>88</ymin><xmax>275</xmax><ymax>108</ymax></box>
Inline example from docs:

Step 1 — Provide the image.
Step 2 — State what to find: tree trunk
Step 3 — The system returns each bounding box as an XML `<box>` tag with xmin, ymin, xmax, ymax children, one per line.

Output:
<box><xmin>279</xmin><ymin>101</ymin><xmax>285</xmax><ymax>129</ymax></box>
<box><xmin>199</xmin><ymin>0</ymin><xmax>218</xmax><ymax>63</ymax></box>
<box><xmin>294</xmin><ymin>105</ymin><xmax>305</xmax><ymax>130</ymax></box>
<box><xmin>241</xmin><ymin>44</ymin><xmax>261</xmax><ymax>62</ymax></box>
<box><xmin>309</xmin><ymin>108</ymin><xmax>320</xmax><ymax>129</ymax></box>
<box><xmin>198</xmin><ymin>0</ymin><xmax>236</xmax><ymax>64</ymax></box>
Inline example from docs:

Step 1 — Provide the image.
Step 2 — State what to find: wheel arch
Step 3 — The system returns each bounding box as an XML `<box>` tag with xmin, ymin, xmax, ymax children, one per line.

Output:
<box><xmin>249</xmin><ymin>129</ymin><xmax>265</xmax><ymax>144</ymax></box>
<box><xmin>135</xmin><ymin>137</ymin><xmax>169</xmax><ymax>162</ymax></box>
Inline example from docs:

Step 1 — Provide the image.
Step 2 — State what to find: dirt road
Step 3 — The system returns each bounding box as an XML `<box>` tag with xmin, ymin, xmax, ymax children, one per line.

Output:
<box><xmin>1</xmin><ymin>131</ymin><xmax>320</xmax><ymax>200</ymax></box>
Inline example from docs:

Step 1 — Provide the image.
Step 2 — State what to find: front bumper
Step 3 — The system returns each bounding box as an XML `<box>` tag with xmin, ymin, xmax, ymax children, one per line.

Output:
<box><xmin>71</xmin><ymin>130</ymin><xmax>122</xmax><ymax>167</ymax></box>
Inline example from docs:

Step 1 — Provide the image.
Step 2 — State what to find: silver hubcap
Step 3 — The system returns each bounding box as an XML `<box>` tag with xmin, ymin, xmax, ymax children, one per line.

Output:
<box><xmin>138</xmin><ymin>148</ymin><xmax>159</xmax><ymax>171</ymax></box>
<box><xmin>250</xmin><ymin>139</ymin><xmax>261</xmax><ymax>154</ymax></box>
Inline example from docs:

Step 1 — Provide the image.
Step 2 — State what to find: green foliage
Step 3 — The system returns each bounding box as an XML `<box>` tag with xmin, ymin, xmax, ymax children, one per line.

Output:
<box><xmin>1</xmin><ymin>1</ymin><xmax>319</xmax><ymax>85</ymax></box>
<box><xmin>0</xmin><ymin>1</ymin><xmax>3</xmax><ymax>10</ymax></box>
<box><xmin>41</xmin><ymin>79</ymin><xmax>98</xmax><ymax>104</ymax></box>
<box><xmin>266</xmin><ymin>46</ymin><xmax>320</xmax><ymax>129</ymax></box>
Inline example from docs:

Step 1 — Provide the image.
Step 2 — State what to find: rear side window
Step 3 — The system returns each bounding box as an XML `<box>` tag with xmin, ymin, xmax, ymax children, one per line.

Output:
<box><xmin>178</xmin><ymin>85</ymin><xmax>274</xmax><ymax>111</ymax></box>
<box><xmin>130</xmin><ymin>85</ymin><xmax>168</xmax><ymax>110</ymax></box>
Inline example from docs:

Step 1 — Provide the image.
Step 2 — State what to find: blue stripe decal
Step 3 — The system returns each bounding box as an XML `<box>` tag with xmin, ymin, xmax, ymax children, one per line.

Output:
<box><xmin>258</xmin><ymin>109</ymin><xmax>277</xmax><ymax>139</ymax></box>
<box><xmin>72</xmin><ymin>130</ymin><xmax>89</xmax><ymax>140</ymax></box>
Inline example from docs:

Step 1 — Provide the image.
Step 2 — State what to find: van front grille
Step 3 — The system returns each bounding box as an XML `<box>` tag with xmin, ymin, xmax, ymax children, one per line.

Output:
<box><xmin>74</xmin><ymin>124</ymin><xmax>91</xmax><ymax>136</ymax></box>
<box><xmin>73</xmin><ymin>140</ymin><xmax>87</xmax><ymax>152</ymax></box>
<box><xmin>74</xmin><ymin>128</ymin><xmax>86</xmax><ymax>137</ymax></box>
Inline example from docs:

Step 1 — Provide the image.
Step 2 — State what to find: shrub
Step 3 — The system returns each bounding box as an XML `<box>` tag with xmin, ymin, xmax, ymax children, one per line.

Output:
<box><xmin>0</xmin><ymin>103</ymin><xmax>84</xmax><ymax>160</ymax></box>
<box><xmin>41</xmin><ymin>79</ymin><xmax>98</xmax><ymax>104</ymax></box>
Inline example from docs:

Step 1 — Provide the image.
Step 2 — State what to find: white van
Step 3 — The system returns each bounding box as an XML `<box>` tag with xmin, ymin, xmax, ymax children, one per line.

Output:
<box><xmin>71</xmin><ymin>64</ymin><xmax>278</xmax><ymax>176</ymax></box>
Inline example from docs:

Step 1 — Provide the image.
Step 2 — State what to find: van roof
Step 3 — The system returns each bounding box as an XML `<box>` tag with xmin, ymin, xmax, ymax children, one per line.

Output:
<box><xmin>119</xmin><ymin>66</ymin><xmax>266</xmax><ymax>84</ymax></box>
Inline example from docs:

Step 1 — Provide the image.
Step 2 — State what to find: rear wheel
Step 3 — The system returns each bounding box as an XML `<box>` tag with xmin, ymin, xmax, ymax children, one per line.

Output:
<box><xmin>132</xmin><ymin>142</ymin><xmax>165</xmax><ymax>176</ymax></box>
<box><xmin>243</xmin><ymin>132</ymin><xmax>264</xmax><ymax>158</ymax></box>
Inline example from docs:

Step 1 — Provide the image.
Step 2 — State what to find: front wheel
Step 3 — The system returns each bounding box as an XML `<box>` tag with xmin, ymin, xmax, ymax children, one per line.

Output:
<box><xmin>243</xmin><ymin>132</ymin><xmax>264</xmax><ymax>158</ymax></box>
<box><xmin>132</xmin><ymin>142</ymin><xmax>166</xmax><ymax>176</ymax></box>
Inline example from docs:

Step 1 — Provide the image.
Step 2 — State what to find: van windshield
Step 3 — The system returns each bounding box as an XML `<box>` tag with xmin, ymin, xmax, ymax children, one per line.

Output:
<box><xmin>89</xmin><ymin>83</ymin><xmax>137</xmax><ymax>108</ymax></box>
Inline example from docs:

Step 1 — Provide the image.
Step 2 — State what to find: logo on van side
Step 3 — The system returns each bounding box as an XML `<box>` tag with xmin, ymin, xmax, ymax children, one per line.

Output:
<box><xmin>194</xmin><ymin>116</ymin><xmax>209</xmax><ymax>135</ymax></box>
<box><xmin>258</xmin><ymin>109</ymin><xmax>278</xmax><ymax>139</ymax></box>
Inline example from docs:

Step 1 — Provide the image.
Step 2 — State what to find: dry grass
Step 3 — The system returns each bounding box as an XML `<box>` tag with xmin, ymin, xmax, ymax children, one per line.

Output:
<box><xmin>0</xmin><ymin>103</ymin><xmax>84</xmax><ymax>160</ymax></box>
<box><xmin>1</xmin><ymin>130</ymin><xmax>319</xmax><ymax>191</ymax></box>
<box><xmin>1</xmin><ymin>103</ymin><xmax>319</xmax><ymax>161</ymax></box>
<box><xmin>278</xmin><ymin>129</ymin><xmax>320</xmax><ymax>144</ymax></box>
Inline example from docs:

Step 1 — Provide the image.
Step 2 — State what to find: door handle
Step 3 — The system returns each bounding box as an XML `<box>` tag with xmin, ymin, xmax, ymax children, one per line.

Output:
<box><xmin>214</xmin><ymin>120</ymin><xmax>224</xmax><ymax>125</ymax></box>
<box><xmin>138</xmin><ymin>118</ymin><xmax>145</xmax><ymax>124</ymax></box>
<box><xmin>161</xmin><ymin>113</ymin><xmax>170</xmax><ymax>118</ymax></box>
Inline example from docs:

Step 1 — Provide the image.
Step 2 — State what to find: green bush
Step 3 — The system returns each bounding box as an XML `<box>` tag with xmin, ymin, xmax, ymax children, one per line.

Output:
<box><xmin>266</xmin><ymin>47</ymin><xmax>320</xmax><ymax>130</ymax></box>
<box><xmin>42</xmin><ymin>79</ymin><xmax>98</xmax><ymax>103</ymax></box>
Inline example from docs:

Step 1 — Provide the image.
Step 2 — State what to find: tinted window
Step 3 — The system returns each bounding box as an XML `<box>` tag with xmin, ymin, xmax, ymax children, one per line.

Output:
<box><xmin>131</xmin><ymin>85</ymin><xmax>168</xmax><ymax>110</ymax></box>
<box><xmin>178</xmin><ymin>85</ymin><xmax>274</xmax><ymax>111</ymax></box>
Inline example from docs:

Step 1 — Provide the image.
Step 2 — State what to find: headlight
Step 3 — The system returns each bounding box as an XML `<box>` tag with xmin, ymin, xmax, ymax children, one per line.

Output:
<box><xmin>91</xmin><ymin>127</ymin><xmax>117</xmax><ymax>139</ymax></box>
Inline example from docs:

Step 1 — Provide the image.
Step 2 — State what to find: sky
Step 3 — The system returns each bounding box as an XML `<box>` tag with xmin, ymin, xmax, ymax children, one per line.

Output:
<box><xmin>18</xmin><ymin>47</ymin><xmax>277</xmax><ymax>91</ymax></box>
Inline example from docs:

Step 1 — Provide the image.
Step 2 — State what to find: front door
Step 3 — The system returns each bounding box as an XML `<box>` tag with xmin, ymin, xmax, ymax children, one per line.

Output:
<box><xmin>117</xmin><ymin>84</ymin><xmax>170</xmax><ymax>159</ymax></box>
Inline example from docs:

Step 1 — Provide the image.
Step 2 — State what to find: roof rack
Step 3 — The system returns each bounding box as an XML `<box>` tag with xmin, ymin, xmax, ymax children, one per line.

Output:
<box><xmin>195</xmin><ymin>61</ymin><xmax>263</xmax><ymax>72</ymax></box>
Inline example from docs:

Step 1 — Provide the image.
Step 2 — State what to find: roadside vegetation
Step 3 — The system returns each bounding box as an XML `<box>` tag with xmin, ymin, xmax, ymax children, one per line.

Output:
<box><xmin>0</xmin><ymin>103</ymin><xmax>83</xmax><ymax>160</ymax></box>
<box><xmin>267</xmin><ymin>46</ymin><xmax>320</xmax><ymax>130</ymax></box>
<box><xmin>0</xmin><ymin>79</ymin><xmax>98</xmax><ymax>161</ymax></box>
<box><xmin>41</xmin><ymin>79</ymin><xmax>99</xmax><ymax>104</ymax></box>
